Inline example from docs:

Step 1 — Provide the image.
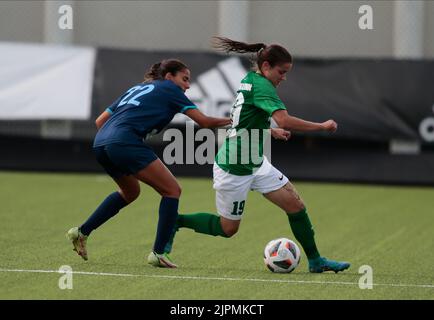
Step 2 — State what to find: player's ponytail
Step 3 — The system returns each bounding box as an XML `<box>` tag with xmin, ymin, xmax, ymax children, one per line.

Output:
<box><xmin>212</xmin><ymin>36</ymin><xmax>266</xmax><ymax>54</ymax></box>
<box><xmin>212</xmin><ymin>36</ymin><xmax>292</xmax><ymax>72</ymax></box>
<box><xmin>144</xmin><ymin>62</ymin><xmax>162</xmax><ymax>82</ymax></box>
<box><xmin>144</xmin><ymin>59</ymin><xmax>188</xmax><ymax>82</ymax></box>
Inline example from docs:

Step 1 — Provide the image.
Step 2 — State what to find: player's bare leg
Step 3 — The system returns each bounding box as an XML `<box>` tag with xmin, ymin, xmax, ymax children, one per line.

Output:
<box><xmin>220</xmin><ymin>217</ymin><xmax>241</xmax><ymax>237</ymax></box>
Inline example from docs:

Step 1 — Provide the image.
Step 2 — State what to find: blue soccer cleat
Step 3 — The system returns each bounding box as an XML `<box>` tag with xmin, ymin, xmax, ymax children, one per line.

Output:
<box><xmin>308</xmin><ymin>257</ymin><xmax>350</xmax><ymax>273</ymax></box>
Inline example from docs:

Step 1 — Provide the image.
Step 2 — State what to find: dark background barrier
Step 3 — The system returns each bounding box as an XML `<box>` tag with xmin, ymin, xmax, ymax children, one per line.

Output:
<box><xmin>2</xmin><ymin>133</ymin><xmax>434</xmax><ymax>186</ymax></box>
<box><xmin>92</xmin><ymin>49</ymin><xmax>434</xmax><ymax>143</ymax></box>
<box><xmin>1</xmin><ymin>49</ymin><xmax>434</xmax><ymax>185</ymax></box>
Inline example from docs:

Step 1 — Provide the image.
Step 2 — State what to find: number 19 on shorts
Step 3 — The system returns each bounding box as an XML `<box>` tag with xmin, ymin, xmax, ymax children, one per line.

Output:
<box><xmin>231</xmin><ymin>200</ymin><xmax>245</xmax><ymax>216</ymax></box>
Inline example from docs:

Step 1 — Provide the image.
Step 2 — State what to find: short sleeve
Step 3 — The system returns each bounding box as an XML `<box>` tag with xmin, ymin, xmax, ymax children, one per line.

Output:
<box><xmin>171</xmin><ymin>89</ymin><xmax>198</xmax><ymax>113</ymax></box>
<box><xmin>105</xmin><ymin>96</ymin><xmax>123</xmax><ymax>114</ymax></box>
<box><xmin>253</xmin><ymin>78</ymin><xmax>286</xmax><ymax>115</ymax></box>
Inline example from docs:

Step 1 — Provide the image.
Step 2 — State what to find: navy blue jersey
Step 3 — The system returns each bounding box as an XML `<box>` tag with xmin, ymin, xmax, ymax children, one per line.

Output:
<box><xmin>94</xmin><ymin>80</ymin><xmax>197</xmax><ymax>147</ymax></box>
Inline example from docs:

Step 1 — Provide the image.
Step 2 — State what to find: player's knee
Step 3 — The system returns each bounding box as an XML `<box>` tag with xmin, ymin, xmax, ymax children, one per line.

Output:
<box><xmin>161</xmin><ymin>184</ymin><xmax>182</xmax><ymax>198</ymax></box>
<box><xmin>121</xmin><ymin>188</ymin><xmax>140</xmax><ymax>203</ymax></box>
<box><xmin>175</xmin><ymin>184</ymin><xmax>182</xmax><ymax>197</ymax></box>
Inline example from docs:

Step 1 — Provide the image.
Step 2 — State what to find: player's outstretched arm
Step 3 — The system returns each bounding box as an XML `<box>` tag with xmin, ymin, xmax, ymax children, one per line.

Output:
<box><xmin>184</xmin><ymin>108</ymin><xmax>231</xmax><ymax>128</ymax></box>
<box><xmin>272</xmin><ymin>110</ymin><xmax>337</xmax><ymax>133</ymax></box>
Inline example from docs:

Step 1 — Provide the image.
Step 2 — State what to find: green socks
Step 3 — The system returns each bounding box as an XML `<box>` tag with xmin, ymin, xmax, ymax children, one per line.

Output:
<box><xmin>177</xmin><ymin>213</ymin><xmax>229</xmax><ymax>238</ymax></box>
<box><xmin>287</xmin><ymin>208</ymin><xmax>320</xmax><ymax>260</ymax></box>
<box><xmin>177</xmin><ymin>210</ymin><xmax>320</xmax><ymax>260</ymax></box>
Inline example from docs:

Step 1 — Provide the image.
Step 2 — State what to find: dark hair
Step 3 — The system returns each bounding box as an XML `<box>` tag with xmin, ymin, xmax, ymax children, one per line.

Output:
<box><xmin>144</xmin><ymin>59</ymin><xmax>188</xmax><ymax>82</ymax></box>
<box><xmin>212</xmin><ymin>36</ymin><xmax>292</xmax><ymax>72</ymax></box>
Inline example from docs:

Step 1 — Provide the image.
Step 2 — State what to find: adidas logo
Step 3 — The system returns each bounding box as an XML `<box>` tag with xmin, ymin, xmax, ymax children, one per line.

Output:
<box><xmin>172</xmin><ymin>57</ymin><xmax>247</xmax><ymax>124</ymax></box>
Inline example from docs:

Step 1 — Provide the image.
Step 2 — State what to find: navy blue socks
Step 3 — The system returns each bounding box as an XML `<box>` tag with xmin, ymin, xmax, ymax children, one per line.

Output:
<box><xmin>153</xmin><ymin>197</ymin><xmax>179</xmax><ymax>254</ymax></box>
<box><xmin>79</xmin><ymin>193</ymin><xmax>179</xmax><ymax>255</ymax></box>
<box><xmin>80</xmin><ymin>192</ymin><xmax>128</xmax><ymax>236</ymax></box>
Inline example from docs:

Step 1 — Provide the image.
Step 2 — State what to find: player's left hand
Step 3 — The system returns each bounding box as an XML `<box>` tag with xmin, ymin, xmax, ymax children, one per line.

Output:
<box><xmin>271</xmin><ymin>128</ymin><xmax>291</xmax><ymax>141</ymax></box>
<box><xmin>321</xmin><ymin>120</ymin><xmax>338</xmax><ymax>133</ymax></box>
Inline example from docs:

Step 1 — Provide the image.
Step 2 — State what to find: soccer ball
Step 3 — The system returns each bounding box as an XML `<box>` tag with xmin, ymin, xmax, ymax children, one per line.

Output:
<box><xmin>263</xmin><ymin>238</ymin><xmax>301</xmax><ymax>273</ymax></box>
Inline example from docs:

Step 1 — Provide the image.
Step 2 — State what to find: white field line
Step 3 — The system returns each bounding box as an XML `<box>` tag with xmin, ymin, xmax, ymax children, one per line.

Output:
<box><xmin>0</xmin><ymin>268</ymin><xmax>433</xmax><ymax>289</ymax></box>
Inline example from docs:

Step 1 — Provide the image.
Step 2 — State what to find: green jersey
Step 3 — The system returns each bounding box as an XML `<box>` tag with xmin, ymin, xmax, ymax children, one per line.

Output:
<box><xmin>215</xmin><ymin>71</ymin><xmax>287</xmax><ymax>175</ymax></box>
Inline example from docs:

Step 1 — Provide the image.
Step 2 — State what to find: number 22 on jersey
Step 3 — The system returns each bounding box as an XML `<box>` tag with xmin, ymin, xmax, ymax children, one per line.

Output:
<box><xmin>118</xmin><ymin>84</ymin><xmax>155</xmax><ymax>108</ymax></box>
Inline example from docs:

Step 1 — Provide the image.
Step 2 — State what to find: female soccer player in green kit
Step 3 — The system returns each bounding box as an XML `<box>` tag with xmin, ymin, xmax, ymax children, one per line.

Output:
<box><xmin>166</xmin><ymin>37</ymin><xmax>350</xmax><ymax>273</ymax></box>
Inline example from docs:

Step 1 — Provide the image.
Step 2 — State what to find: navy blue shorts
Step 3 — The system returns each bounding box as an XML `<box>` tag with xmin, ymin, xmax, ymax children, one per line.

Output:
<box><xmin>93</xmin><ymin>143</ymin><xmax>158</xmax><ymax>178</ymax></box>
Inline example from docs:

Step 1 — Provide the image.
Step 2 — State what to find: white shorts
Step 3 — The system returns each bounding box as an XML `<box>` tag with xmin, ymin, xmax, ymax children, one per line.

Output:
<box><xmin>213</xmin><ymin>157</ymin><xmax>289</xmax><ymax>221</ymax></box>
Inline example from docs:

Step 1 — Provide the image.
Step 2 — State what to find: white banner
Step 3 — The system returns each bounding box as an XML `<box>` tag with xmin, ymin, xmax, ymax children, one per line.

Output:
<box><xmin>0</xmin><ymin>42</ymin><xmax>95</xmax><ymax>120</ymax></box>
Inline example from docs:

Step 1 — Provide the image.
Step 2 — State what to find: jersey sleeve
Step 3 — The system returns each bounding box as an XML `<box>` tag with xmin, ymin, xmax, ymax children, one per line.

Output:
<box><xmin>252</xmin><ymin>78</ymin><xmax>287</xmax><ymax>115</ymax></box>
<box><xmin>105</xmin><ymin>96</ymin><xmax>123</xmax><ymax>114</ymax></box>
<box><xmin>171</xmin><ymin>90</ymin><xmax>198</xmax><ymax>114</ymax></box>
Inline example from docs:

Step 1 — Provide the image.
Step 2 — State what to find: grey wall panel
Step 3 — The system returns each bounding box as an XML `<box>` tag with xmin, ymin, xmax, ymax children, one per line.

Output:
<box><xmin>425</xmin><ymin>1</ymin><xmax>434</xmax><ymax>58</ymax></box>
<box><xmin>74</xmin><ymin>1</ymin><xmax>218</xmax><ymax>50</ymax></box>
<box><xmin>249</xmin><ymin>0</ymin><xmax>394</xmax><ymax>58</ymax></box>
<box><xmin>0</xmin><ymin>0</ymin><xmax>45</xmax><ymax>43</ymax></box>
<box><xmin>1</xmin><ymin>0</ymin><xmax>432</xmax><ymax>59</ymax></box>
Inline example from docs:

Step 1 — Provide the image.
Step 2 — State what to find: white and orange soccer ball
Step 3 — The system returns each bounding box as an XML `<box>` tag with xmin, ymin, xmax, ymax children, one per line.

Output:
<box><xmin>263</xmin><ymin>238</ymin><xmax>301</xmax><ymax>273</ymax></box>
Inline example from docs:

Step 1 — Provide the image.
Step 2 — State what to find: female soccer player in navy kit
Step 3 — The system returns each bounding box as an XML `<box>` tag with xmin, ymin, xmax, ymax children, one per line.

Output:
<box><xmin>67</xmin><ymin>59</ymin><xmax>231</xmax><ymax>268</ymax></box>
